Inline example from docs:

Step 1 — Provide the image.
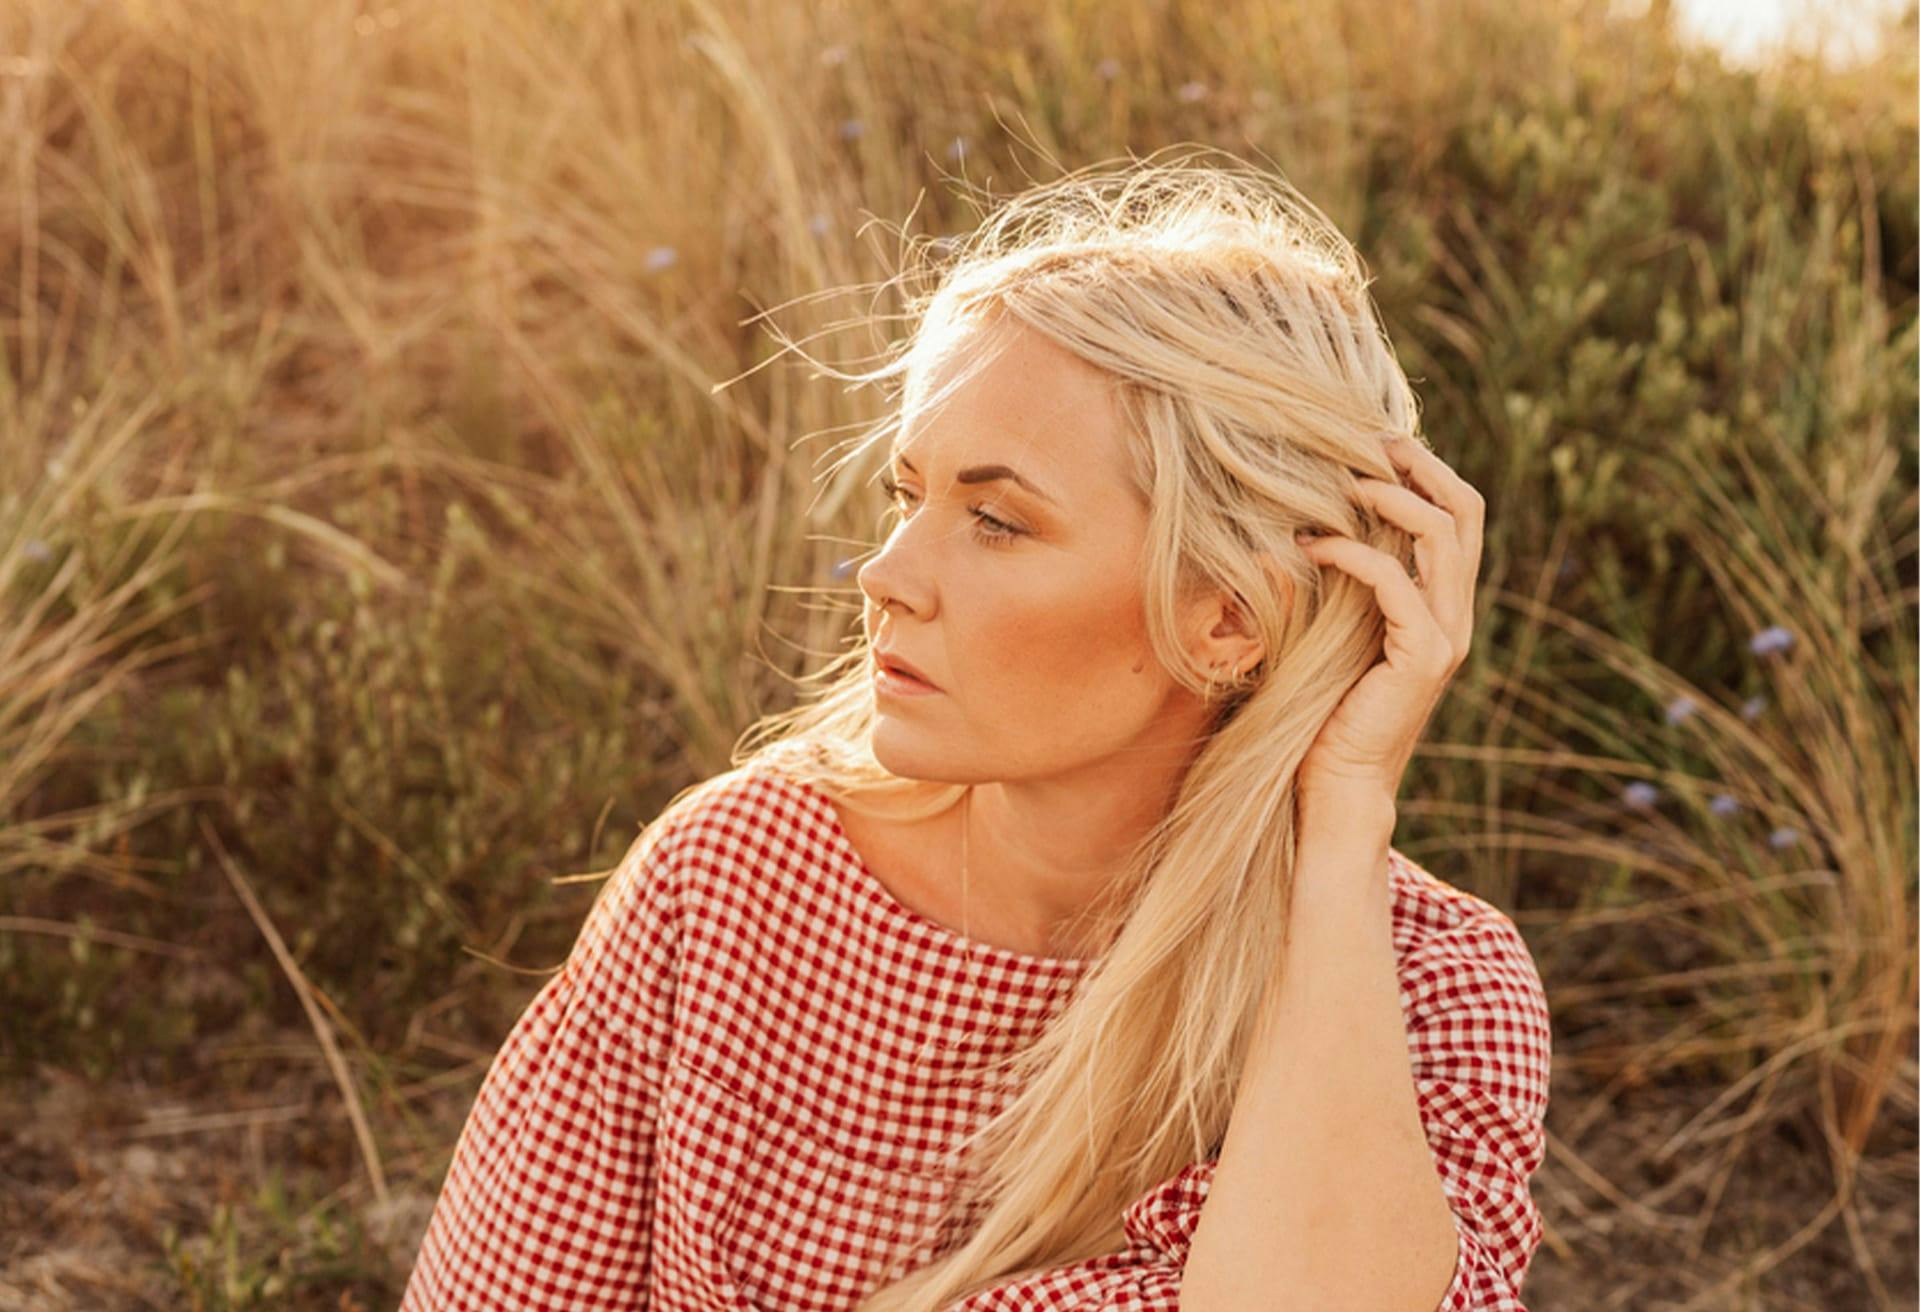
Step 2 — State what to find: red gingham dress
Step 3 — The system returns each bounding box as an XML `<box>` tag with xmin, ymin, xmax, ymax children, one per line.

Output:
<box><xmin>400</xmin><ymin>761</ymin><xmax>1553</xmax><ymax>1311</ymax></box>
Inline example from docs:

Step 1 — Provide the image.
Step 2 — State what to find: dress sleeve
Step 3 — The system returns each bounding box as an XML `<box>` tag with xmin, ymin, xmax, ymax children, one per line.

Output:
<box><xmin>937</xmin><ymin>1160</ymin><xmax>1215</xmax><ymax>1311</ymax></box>
<box><xmin>1399</xmin><ymin>910</ymin><xmax>1554</xmax><ymax>1311</ymax></box>
<box><xmin>941</xmin><ymin>910</ymin><xmax>1552</xmax><ymax>1312</ymax></box>
<box><xmin>399</xmin><ymin>823</ymin><xmax>684</xmax><ymax>1312</ymax></box>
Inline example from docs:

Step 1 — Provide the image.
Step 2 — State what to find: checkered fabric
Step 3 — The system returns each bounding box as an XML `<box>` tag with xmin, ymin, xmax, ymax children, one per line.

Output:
<box><xmin>400</xmin><ymin>761</ymin><xmax>1552</xmax><ymax>1310</ymax></box>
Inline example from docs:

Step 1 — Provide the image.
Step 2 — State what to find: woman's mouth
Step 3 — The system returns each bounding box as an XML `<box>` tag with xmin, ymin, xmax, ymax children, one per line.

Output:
<box><xmin>873</xmin><ymin>654</ymin><xmax>941</xmax><ymax>697</ymax></box>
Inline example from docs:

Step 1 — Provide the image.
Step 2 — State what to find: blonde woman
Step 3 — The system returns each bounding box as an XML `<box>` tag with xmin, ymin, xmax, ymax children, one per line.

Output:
<box><xmin>402</xmin><ymin>151</ymin><xmax>1552</xmax><ymax>1312</ymax></box>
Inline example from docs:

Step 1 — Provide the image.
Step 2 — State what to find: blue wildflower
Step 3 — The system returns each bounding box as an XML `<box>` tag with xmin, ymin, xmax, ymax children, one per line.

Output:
<box><xmin>23</xmin><ymin>538</ymin><xmax>51</xmax><ymax>562</ymax></box>
<box><xmin>644</xmin><ymin>245</ymin><xmax>677</xmax><ymax>272</ymax></box>
<box><xmin>1750</xmin><ymin>626</ymin><xmax>1794</xmax><ymax>656</ymax></box>
<box><xmin>1709</xmin><ymin>793</ymin><xmax>1741</xmax><ymax>816</ymax></box>
<box><xmin>838</xmin><ymin>118</ymin><xmax>865</xmax><ymax>141</ymax></box>
<box><xmin>1767</xmin><ymin>826</ymin><xmax>1801</xmax><ymax>849</ymax></box>
<box><xmin>1664</xmin><ymin>695</ymin><xmax>1699</xmax><ymax>725</ymax></box>
<box><xmin>808</xmin><ymin>213</ymin><xmax>830</xmax><ymax>237</ymax></box>
<box><xmin>1623</xmin><ymin>781</ymin><xmax>1661</xmax><ymax>810</ymax></box>
<box><xmin>1740</xmin><ymin>696</ymin><xmax>1766</xmax><ymax>720</ymax></box>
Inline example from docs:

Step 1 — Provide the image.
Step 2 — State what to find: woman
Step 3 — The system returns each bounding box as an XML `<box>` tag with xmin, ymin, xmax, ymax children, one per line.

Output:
<box><xmin>401</xmin><ymin>152</ymin><xmax>1552</xmax><ymax>1311</ymax></box>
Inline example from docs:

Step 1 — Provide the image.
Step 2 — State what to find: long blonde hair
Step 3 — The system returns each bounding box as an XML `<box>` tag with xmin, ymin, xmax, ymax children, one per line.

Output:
<box><xmin>727</xmin><ymin>146</ymin><xmax>1424</xmax><ymax>1308</ymax></box>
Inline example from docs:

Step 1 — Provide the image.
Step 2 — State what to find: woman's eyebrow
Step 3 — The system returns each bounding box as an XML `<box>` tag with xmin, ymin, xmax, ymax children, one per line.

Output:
<box><xmin>893</xmin><ymin>450</ymin><xmax>1060</xmax><ymax>507</ymax></box>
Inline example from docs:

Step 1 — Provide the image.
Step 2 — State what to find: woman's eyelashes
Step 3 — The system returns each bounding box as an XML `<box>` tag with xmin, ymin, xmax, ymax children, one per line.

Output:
<box><xmin>879</xmin><ymin>475</ymin><xmax>1028</xmax><ymax>547</ymax></box>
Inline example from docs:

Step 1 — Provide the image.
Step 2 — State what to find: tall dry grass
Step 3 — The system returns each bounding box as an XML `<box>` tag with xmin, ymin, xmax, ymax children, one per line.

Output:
<box><xmin>0</xmin><ymin>0</ymin><xmax>1912</xmax><ymax>1306</ymax></box>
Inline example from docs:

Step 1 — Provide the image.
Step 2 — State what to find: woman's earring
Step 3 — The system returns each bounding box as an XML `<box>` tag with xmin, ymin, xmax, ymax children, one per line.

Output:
<box><xmin>1205</xmin><ymin>661</ymin><xmax>1238</xmax><ymax>702</ymax></box>
<box><xmin>1212</xmin><ymin>659</ymin><xmax>1258</xmax><ymax>698</ymax></box>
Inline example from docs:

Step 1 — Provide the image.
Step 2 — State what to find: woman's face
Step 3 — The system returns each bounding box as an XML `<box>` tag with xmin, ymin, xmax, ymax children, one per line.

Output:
<box><xmin>858</xmin><ymin>315</ymin><xmax>1226</xmax><ymax>785</ymax></box>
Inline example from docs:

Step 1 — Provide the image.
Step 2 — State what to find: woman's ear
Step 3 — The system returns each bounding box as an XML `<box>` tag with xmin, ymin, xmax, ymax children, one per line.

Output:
<box><xmin>1185</xmin><ymin>552</ymin><xmax>1288</xmax><ymax>680</ymax></box>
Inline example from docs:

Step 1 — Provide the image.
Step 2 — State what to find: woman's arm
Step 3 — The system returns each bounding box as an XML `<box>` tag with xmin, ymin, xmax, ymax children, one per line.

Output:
<box><xmin>1179</xmin><ymin>793</ymin><xmax>1478</xmax><ymax>1312</ymax></box>
<box><xmin>942</xmin><ymin>791</ymin><xmax>1550</xmax><ymax>1312</ymax></box>
<box><xmin>938</xmin><ymin>796</ymin><xmax>1550</xmax><ymax>1311</ymax></box>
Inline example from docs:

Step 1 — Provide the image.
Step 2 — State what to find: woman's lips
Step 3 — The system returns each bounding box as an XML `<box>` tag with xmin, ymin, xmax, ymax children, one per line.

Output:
<box><xmin>873</xmin><ymin>649</ymin><xmax>940</xmax><ymax>690</ymax></box>
<box><xmin>873</xmin><ymin>654</ymin><xmax>941</xmax><ymax>696</ymax></box>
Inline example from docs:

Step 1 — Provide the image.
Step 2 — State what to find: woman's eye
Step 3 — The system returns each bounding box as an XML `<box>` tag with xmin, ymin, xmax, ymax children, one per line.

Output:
<box><xmin>879</xmin><ymin>476</ymin><xmax>1026</xmax><ymax>547</ymax></box>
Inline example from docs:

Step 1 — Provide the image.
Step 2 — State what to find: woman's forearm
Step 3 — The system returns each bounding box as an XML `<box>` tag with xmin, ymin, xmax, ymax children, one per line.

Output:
<box><xmin>1179</xmin><ymin>793</ymin><xmax>1460</xmax><ymax>1312</ymax></box>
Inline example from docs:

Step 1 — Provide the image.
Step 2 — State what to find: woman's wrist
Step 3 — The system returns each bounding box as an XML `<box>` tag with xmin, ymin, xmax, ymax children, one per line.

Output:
<box><xmin>1295</xmin><ymin>784</ymin><xmax>1396</xmax><ymax>845</ymax></box>
<box><xmin>1291</xmin><ymin>787</ymin><xmax>1397</xmax><ymax>915</ymax></box>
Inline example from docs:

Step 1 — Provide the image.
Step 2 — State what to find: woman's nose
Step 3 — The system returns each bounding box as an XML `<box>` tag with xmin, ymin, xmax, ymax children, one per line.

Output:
<box><xmin>858</xmin><ymin>532</ymin><xmax>924</xmax><ymax>616</ymax></box>
<box><xmin>856</xmin><ymin>550</ymin><xmax>894</xmax><ymax>607</ymax></box>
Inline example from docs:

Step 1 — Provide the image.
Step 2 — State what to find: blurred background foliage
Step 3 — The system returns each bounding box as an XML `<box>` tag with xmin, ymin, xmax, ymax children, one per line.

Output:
<box><xmin>0</xmin><ymin>0</ymin><xmax>1913</xmax><ymax>1306</ymax></box>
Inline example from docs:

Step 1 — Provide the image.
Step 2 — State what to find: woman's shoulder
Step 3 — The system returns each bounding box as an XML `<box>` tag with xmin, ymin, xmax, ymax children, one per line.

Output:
<box><xmin>608</xmin><ymin>759</ymin><xmax>843</xmax><ymax>917</ymax></box>
<box><xmin>642</xmin><ymin>758</ymin><xmax>830</xmax><ymax>856</ymax></box>
<box><xmin>1386</xmin><ymin>848</ymin><xmax>1520</xmax><ymax>940</ymax></box>
<box><xmin>1385</xmin><ymin>849</ymin><xmax>1542</xmax><ymax>977</ymax></box>
<box><xmin>1385</xmin><ymin>847</ymin><xmax>1552</xmax><ymax>1031</ymax></box>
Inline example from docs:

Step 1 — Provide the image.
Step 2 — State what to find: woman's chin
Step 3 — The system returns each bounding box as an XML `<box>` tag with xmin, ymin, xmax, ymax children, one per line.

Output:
<box><xmin>868</xmin><ymin>731</ymin><xmax>957</xmax><ymax>782</ymax></box>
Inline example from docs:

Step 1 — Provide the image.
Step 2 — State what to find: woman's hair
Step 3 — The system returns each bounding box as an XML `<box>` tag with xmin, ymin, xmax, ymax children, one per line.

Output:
<box><xmin>725</xmin><ymin>145</ymin><xmax>1426</xmax><ymax>1308</ymax></box>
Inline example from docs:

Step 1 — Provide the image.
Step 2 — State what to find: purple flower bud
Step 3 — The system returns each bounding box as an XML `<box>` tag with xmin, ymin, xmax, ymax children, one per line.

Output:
<box><xmin>1767</xmin><ymin>826</ymin><xmax>1800</xmax><ymax>849</ymax></box>
<box><xmin>1664</xmin><ymin>695</ymin><xmax>1699</xmax><ymax>725</ymax></box>
<box><xmin>838</xmin><ymin>118</ymin><xmax>865</xmax><ymax>141</ymax></box>
<box><xmin>644</xmin><ymin>245</ymin><xmax>678</xmax><ymax>272</ymax></box>
<box><xmin>23</xmin><ymin>538</ymin><xmax>51</xmax><ymax>562</ymax></box>
<box><xmin>1623</xmin><ymin>781</ymin><xmax>1661</xmax><ymax>810</ymax></box>
<box><xmin>1749</xmin><ymin>626</ymin><xmax>1794</xmax><ymax>656</ymax></box>
<box><xmin>1709</xmin><ymin>793</ymin><xmax>1741</xmax><ymax>816</ymax></box>
<box><xmin>1740</xmin><ymin>695</ymin><xmax>1767</xmax><ymax>720</ymax></box>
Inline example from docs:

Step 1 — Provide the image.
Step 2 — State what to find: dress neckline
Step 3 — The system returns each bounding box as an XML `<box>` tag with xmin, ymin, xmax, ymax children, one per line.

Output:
<box><xmin>764</xmin><ymin>764</ymin><xmax>1098</xmax><ymax>975</ymax></box>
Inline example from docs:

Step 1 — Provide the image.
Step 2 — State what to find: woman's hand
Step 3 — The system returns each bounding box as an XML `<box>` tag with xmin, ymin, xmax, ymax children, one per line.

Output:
<box><xmin>1292</xmin><ymin>435</ymin><xmax>1485</xmax><ymax>811</ymax></box>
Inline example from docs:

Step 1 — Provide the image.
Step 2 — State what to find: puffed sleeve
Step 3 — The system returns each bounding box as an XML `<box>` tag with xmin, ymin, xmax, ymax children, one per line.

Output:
<box><xmin>399</xmin><ymin>821</ymin><xmax>684</xmax><ymax>1312</ymax></box>
<box><xmin>1400</xmin><ymin>910</ymin><xmax>1554</xmax><ymax>1311</ymax></box>
<box><xmin>939</xmin><ymin>1161</ymin><xmax>1215</xmax><ymax>1310</ymax></box>
<box><xmin>942</xmin><ymin>909</ymin><xmax>1552</xmax><ymax>1312</ymax></box>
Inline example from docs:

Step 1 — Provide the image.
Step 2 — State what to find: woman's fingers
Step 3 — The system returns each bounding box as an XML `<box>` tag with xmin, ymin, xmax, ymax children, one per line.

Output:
<box><xmin>1298</xmin><ymin>534</ymin><xmax>1455</xmax><ymax>673</ymax></box>
<box><xmin>1382</xmin><ymin>435</ymin><xmax>1485</xmax><ymax>561</ymax></box>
